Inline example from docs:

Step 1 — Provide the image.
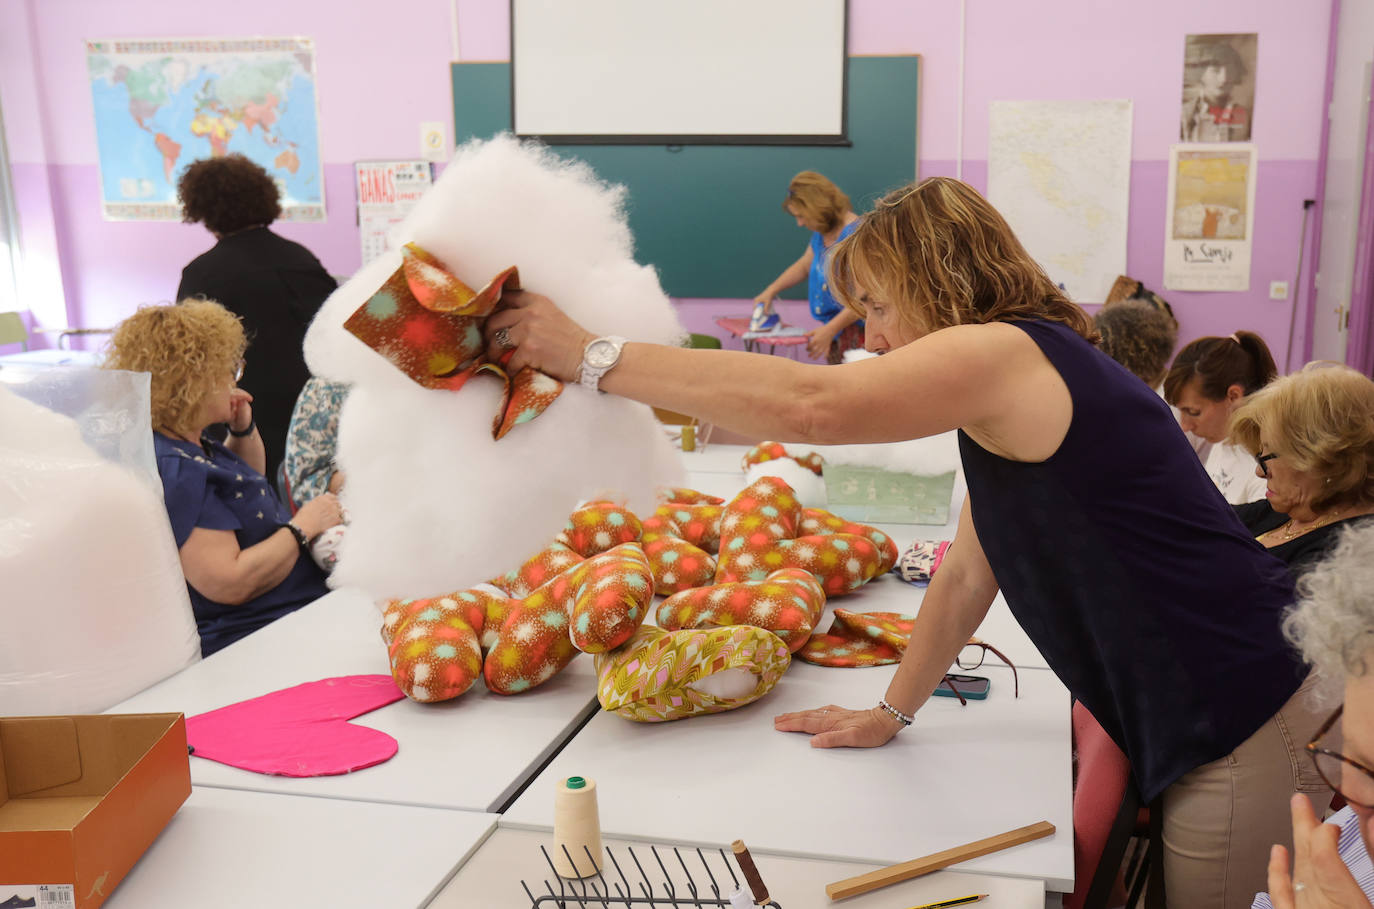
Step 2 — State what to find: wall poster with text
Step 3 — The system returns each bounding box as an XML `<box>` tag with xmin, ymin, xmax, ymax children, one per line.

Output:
<box><xmin>1164</xmin><ymin>144</ymin><xmax>1257</xmax><ymax>292</ymax></box>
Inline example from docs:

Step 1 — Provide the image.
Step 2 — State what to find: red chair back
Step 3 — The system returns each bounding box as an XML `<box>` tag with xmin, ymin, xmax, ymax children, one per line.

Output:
<box><xmin>1066</xmin><ymin>701</ymin><xmax>1141</xmax><ymax>909</ymax></box>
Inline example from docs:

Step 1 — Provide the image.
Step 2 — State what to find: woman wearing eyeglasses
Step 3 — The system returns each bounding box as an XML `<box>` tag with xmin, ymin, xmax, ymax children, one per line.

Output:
<box><xmin>1263</xmin><ymin>523</ymin><xmax>1374</xmax><ymax>908</ymax></box>
<box><xmin>487</xmin><ymin>176</ymin><xmax>1323</xmax><ymax>908</ymax></box>
<box><xmin>1228</xmin><ymin>364</ymin><xmax>1374</xmax><ymax>578</ymax></box>
<box><xmin>105</xmin><ymin>300</ymin><xmax>343</xmax><ymax>657</ymax></box>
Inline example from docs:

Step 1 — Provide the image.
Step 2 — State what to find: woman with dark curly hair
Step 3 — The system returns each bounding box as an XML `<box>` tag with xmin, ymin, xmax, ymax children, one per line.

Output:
<box><xmin>1094</xmin><ymin>295</ymin><xmax>1178</xmax><ymax>389</ymax></box>
<box><xmin>105</xmin><ymin>300</ymin><xmax>343</xmax><ymax>656</ymax></box>
<box><xmin>176</xmin><ymin>154</ymin><xmax>337</xmax><ymax>486</ymax></box>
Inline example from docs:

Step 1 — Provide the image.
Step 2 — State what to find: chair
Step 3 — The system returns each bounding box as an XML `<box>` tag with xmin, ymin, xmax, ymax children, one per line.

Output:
<box><xmin>1067</xmin><ymin>701</ymin><xmax>1144</xmax><ymax>909</ymax></box>
<box><xmin>0</xmin><ymin>311</ymin><xmax>27</xmax><ymax>349</ymax></box>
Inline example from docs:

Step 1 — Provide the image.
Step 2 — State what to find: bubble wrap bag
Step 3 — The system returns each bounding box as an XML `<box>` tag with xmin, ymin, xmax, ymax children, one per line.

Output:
<box><xmin>0</xmin><ymin>366</ymin><xmax>200</xmax><ymax>714</ymax></box>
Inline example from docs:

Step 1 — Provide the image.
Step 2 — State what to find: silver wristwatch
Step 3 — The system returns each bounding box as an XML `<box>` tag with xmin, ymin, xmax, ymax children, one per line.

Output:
<box><xmin>578</xmin><ymin>335</ymin><xmax>628</xmax><ymax>392</ymax></box>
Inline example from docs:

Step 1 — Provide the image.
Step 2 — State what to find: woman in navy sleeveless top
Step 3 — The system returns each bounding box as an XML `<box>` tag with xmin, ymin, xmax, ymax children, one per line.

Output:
<box><xmin>488</xmin><ymin>177</ymin><xmax>1324</xmax><ymax>908</ymax></box>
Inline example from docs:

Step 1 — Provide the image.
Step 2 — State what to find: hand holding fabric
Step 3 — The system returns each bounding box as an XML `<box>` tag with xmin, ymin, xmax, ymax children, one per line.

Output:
<box><xmin>485</xmin><ymin>290</ymin><xmax>593</xmax><ymax>384</ymax></box>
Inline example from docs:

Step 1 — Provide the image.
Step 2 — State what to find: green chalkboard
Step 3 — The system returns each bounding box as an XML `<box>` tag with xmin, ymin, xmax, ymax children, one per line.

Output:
<box><xmin>451</xmin><ymin>56</ymin><xmax>918</xmax><ymax>300</ymax></box>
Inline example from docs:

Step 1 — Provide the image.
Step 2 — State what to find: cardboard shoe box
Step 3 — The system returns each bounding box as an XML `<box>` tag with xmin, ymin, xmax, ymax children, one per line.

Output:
<box><xmin>0</xmin><ymin>713</ymin><xmax>191</xmax><ymax>908</ymax></box>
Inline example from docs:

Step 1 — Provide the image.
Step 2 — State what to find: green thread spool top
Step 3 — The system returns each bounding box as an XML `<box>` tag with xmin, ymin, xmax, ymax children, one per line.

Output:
<box><xmin>566</xmin><ymin>776</ymin><xmax>586</xmax><ymax>790</ymax></box>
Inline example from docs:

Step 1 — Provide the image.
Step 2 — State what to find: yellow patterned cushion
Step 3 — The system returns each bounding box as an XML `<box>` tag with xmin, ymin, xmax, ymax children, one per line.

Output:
<box><xmin>595</xmin><ymin>624</ymin><xmax>791</xmax><ymax>722</ymax></box>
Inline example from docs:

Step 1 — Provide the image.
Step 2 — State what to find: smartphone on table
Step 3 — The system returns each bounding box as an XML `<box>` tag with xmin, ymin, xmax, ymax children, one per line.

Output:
<box><xmin>932</xmin><ymin>673</ymin><xmax>990</xmax><ymax>700</ymax></box>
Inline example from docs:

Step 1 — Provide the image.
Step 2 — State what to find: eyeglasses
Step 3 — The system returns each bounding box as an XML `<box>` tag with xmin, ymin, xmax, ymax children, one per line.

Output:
<box><xmin>1307</xmin><ymin>705</ymin><xmax>1374</xmax><ymax>809</ymax></box>
<box><xmin>1254</xmin><ymin>451</ymin><xmax>1280</xmax><ymax>478</ymax></box>
<box><xmin>232</xmin><ymin>359</ymin><xmax>245</xmax><ymax>383</ymax></box>
<box><xmin>940</xmin><ymin>637</ymin><xmax>1021</xmax><ymax>706</ymax></box>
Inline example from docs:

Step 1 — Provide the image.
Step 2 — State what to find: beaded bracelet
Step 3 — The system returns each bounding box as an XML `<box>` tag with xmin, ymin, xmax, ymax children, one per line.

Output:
<box><xmin>877</xmin><ymin>698</ymin><xmax>914</xmax><ymax>727</ymax></box>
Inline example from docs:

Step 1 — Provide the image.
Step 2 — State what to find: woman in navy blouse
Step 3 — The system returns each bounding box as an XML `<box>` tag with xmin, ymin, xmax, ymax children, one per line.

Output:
<box><xmin>106</xmin><ymin>300</ymin><xmax>344</xmax><ymax>656</ymax></box>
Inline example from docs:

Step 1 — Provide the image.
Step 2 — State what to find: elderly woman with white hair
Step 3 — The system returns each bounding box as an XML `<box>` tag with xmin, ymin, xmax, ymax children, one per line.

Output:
<box><xmin>1263</xmin><ymin>522</ymin><xmax>1374</xmax><ymax>908</ymax></box>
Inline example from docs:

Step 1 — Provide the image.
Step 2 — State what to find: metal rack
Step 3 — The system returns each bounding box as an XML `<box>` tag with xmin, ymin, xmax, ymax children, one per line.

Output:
<box><xmin>522</xmin><ymin>843</ymin><xmax>782</xmax><ymax>907</ymax></box>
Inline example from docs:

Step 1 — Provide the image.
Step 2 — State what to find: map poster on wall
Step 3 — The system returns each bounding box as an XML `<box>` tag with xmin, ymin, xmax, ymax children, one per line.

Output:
<box><xmin>1164</xmin><ymin>144</ymin><xmax>1257</xmax><ymax>292</ymax></box>
<box><xmin>987</xmin><ymin>99</ymin><xmax>1133</xmax><ymax>303</ymax></box>
<box><xmin>86</xmin><ymin>37</ymin><xmax>325</xmax><ymax>222</ymax></box>
<box><xmin>356</xmin><ymin>161</ymin><xmax>433</xmax><ymax>266</ymax></box>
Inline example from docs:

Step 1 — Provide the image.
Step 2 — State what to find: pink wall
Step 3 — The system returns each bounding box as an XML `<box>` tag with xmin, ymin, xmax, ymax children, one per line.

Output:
<box><xmin>5</xmin><ymin>0</ymin><xmax>1334</xmax><ymax>362</ymax></box>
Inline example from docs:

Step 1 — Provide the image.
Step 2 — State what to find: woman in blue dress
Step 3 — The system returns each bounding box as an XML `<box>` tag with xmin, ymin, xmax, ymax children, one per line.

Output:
<box><xmin>752</xmin><ymin>171</ymin><xmax>863</xmax><ymax>363</ymax></box>
<box><xmin>105</xmin><ymin>300</ymin><xmax>344</xmax><ymax>656</ymax></box>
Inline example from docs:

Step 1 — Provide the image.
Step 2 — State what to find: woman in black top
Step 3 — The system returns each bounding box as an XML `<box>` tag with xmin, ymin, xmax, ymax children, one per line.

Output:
<box><xmin>176</xmin><ymin>155</ymin><xmax>337</xmax><ymax>485</ymax></box>
<box><xmin>1229</xmin><ymin>363</ymin><xmax>1374</xmax><ymax>576</ymax></box>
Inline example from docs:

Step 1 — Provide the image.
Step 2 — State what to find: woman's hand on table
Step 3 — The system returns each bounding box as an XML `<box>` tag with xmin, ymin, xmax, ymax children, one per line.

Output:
<box><xmin>485</xmin><ymin>290</ymin><xmax>592</xmax><ymax>382</ymax></box>
<box><xmin>293</xmin><ymin>492</ymin><xmax>344</xmax><ymax>540</ymax></box>
<box><xmin>806</xmin><ymin>325</ymin><xmax>836</xmax><ymax>359</ymax></box>
<box><xmin>1267</xmin><ymin>793</ymin><xmax>1373</xmax><ymax>909</ymax></box>
<box><xmin>774</xmin><ymin>704</ymin><xmax>904</xmax><ymax>748</ymax></box>
<box><xmin>228</xmin><ymin>388</ymin><xmax>254</xmax><ymax>434</ymax></box>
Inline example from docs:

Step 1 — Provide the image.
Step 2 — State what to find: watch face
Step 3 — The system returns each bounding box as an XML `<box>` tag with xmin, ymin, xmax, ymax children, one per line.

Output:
<box><xmin>586</xmin><ymin>339</ymin><xmax>620</xmax><ymax>369</ymax></box>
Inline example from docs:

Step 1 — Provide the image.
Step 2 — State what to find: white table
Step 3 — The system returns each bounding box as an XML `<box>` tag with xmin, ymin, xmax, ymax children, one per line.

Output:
<box><xmin>434</xmin><ymin>827</ymin><xmax>1047</xmax><ymax>908</ymax></box>
<box><xmin>500</xmin><ymin>661</ymin><xmax>1074</xmax><ymax>893</ymax></box>
<box><xmin>109</xmin><ymin>587</ymin><xmax>600</xmax><ymax>813</ymax></box>
<box><xmin>109</xmin><ymin>788</ymin><xmax>496</xmax><ymax>909</ymax></box>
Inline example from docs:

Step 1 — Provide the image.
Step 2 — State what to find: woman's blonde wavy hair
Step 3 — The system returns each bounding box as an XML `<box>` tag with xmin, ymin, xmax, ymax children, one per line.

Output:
<box><xmin>783</xmin><ymin>171</ymin><xmax>851</xmax><ymax>234</ymax></box>
<box><xmin>104</xmin><ymin>299</ymin><xmax>246</xmax><ymax>437</ymax></box>
<box><xmin>1229</xmin><ymin>362</ymin><xmax>1374</xmax><ymax>513</ymax></box>
<box><xmin>829</xmin><ymin>177</ymin><xmax>1096</xmax><ymax>341</ymax></box>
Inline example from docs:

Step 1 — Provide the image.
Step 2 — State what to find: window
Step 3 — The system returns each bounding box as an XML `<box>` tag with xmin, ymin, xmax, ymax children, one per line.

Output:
<box><xmin>0</xmin><ymin>101</ymin><xmax>20</xmax><ymax>315</ymax></box>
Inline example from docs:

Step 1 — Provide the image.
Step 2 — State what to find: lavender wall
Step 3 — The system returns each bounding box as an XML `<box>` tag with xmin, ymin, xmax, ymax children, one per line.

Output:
<box><xmin>4</xmin><ymin>0</ymin><xmax>1332</xmax><ymax>361</ymax></box>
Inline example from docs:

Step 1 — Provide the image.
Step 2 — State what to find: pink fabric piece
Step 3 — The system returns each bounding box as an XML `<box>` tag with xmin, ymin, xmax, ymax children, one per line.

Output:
<box><xmin>186</xmin><ymin>675</ymin><xmax>405</xmax><ymax>777</ymax></box>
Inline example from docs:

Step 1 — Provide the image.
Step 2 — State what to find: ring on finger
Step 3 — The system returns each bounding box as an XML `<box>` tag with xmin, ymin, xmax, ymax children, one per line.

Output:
<box><xmin>1294</xmin><ymin>882</ymin><xmax>1307</xmax><ymax>893</ymax></box>
<box><xmin>493</xmin><ymin>327</ymin><xmax>515</xmax><ymax>350</ymax></box>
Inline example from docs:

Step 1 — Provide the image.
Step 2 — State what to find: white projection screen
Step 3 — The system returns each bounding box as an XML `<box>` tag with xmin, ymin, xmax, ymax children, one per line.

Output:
<box><xmin>511</xmin><ymin>0</ymin><xmax>849</xmax><ymax>144</ymax></box>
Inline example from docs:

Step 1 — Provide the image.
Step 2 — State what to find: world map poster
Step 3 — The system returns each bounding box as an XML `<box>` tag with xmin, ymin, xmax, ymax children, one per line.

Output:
<box><xmin>86</xmin><ymin>37</ymin><xmax>325</xmax><ymax>222</ymax></box>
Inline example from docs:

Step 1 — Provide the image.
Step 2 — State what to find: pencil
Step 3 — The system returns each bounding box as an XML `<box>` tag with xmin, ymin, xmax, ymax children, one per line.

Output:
<box><xmin>905</xmin><ymin>894</ymin><xmax>989</xmax><ymax>909</ymax></box>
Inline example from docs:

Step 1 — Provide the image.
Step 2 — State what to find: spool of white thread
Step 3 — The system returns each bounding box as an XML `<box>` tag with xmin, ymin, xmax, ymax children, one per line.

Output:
<box><xmin>552</xmin><ymin>775</ymin><xmax>603</xmax><ymax>878</ymax></box>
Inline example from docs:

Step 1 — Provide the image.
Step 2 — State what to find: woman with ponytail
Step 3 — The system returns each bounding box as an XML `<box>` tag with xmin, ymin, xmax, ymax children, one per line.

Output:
<box><xmin>1165</xmin><ymin>330</ymin><xmax>1279</xmax><ymax>503</ymax></box>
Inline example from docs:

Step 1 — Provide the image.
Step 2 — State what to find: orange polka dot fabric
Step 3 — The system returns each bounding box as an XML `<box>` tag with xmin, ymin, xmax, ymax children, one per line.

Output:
<box><xmin>741</xmin><ymin>441</ymin><xmax>825</xmax><ymax>476</ymax></box>
<box><xmin>559</xmin><ymin>502</ymin><xmax>644</xmax><ymax>557</ymax></box>
<box><xmin>342</xmin><ymin>242</ymin><xmax>563</xmax><ymax>439</ymax></box>
<box><xmin>797</xmin><ymin>609</ymin><xmax>917</xmax><ymax>667</ymax></box>
<box><xmin>484</xmin><ymin>543</ymin><xmax>654</xmax><ymax>695</ymax></box>
<box><xmin>656</xmin><ymin>568</ymin><xmax>825</xmax><ymax>653</ymax></box>
<box><xmin>595</xmin><ymin>624</ymin><xmax>792</xmax><ymax>722</ymax></box>
<box><xmin>799</xmin><ymin>508</ymin><xmax>900</xmax><ymax>572</ymax></box>
<box><xmin>380</xmin><ymin>594</ymin><xmax>490</xmax><ymax>702</ymax></box>
<box><xmin>657</xmin><ymin>487</ymin><xmax>725</xmax><ymax>506</ymax></box>
<box><xmin>488</xmin><ymin>502</ymin><xmax>642</xmax><ymax>597</ymax></box>
<box><xmin>640</xmin><ymin>503</ymin><xmax>723</xmax><ymax>595</ymax></box>
<box><xmin>379</xmin><ymin>542</ymin><xmax>654</xmax><ymax>701</ymax></box>
<box><xmin>715</xmin><ymin>477</ymin><xmax>895</xmax><ymax>598</ymax></box>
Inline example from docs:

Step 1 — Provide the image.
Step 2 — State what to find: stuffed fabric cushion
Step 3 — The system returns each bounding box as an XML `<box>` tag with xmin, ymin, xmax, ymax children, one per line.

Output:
<box><xmin>595</xmin><ymin>625</ymin><xmax>791</xmax><ymax>722</ymax></box>
<box><xmin>656</xmin><ymin>568</ymin><xmax>825</xmax><ymax>653</ymax></box>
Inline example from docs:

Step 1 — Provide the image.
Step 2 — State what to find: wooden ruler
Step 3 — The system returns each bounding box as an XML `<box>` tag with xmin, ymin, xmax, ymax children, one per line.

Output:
<box><xmin>826</xmin><ymin>820</ymin><xmax>1056</xmax><ymax>901</ymax></box>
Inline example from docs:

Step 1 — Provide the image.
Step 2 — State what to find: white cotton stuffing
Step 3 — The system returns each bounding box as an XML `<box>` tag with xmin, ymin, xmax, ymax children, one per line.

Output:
<box><xmin>807</xmin><ymin>432</ymin><xmax>962</xmax><ymax>476</ymax></box>
<box><xmin>743</xmin><ymin>458</ymin><xmax>828</xmax><ymax>507</ymax></box>
<box><xmin>304</xmin><ymin>135</ymin><xmax>687</xmax><ymax>601</ymax></box>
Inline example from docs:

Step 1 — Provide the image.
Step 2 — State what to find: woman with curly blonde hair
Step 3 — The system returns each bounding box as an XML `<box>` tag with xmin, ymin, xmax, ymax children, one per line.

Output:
<box><xmin>1229</xmin><ymin>363</ymin><xmax>1374</xmax><ymax>577</ymax></box>
<box><xmin>106</xmin><ymin>300</ymin><xmax>342</xmax><ymax>656</ymax></box>
<box><xmin>491</xmin><ymin>175</ymin><xmax>1322</xmax><ymax>907</ymax></box>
